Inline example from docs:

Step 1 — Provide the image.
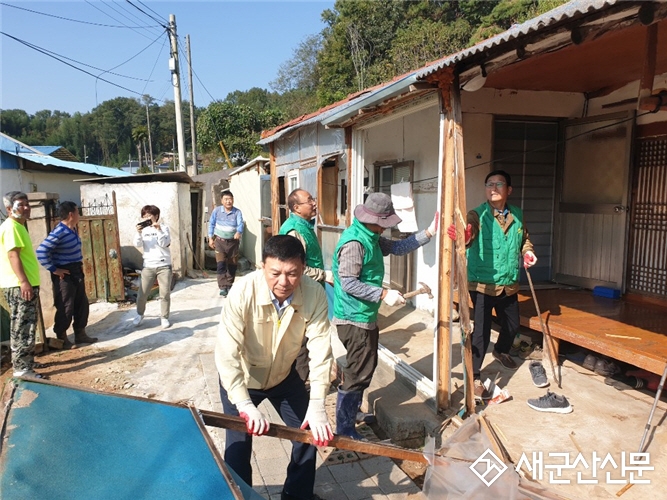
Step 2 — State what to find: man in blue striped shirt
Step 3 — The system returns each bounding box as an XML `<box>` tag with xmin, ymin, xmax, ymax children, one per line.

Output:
<box><xmin>37</xmin><ymin>201</ymin><xmax>97</xmax><ymax>349</ymax></box>
<box><xmin>208</xmin><ymin>190</ymin><xmax>244</xmax><ymax>297</ymax></box>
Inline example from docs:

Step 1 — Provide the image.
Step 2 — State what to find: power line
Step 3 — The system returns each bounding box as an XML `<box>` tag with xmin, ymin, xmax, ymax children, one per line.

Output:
<box><xmin>136</xmin><ymin>0</ymin><xmax>164</xmax><ymax>22</ymax></box>
<box><xmin>142</xmin><ymin>36</ymin><xmax>169</xmax><ymax>96</ymax></box>
<box><xmin>0</xmin><ymin>1</ymin><xmax>161</xmax><ymax>28</ymax></box>
<box><xmin>101</xmin><ymin>0</ymin><xmax>164</xmax><ymax>37</ymax></box>
<box><xmin>83</xmin><ymin>0</ymin><xmax>157</xmax><ymax>41</ymax></box>
<box><xmin>1</xmin><ymin>31</ymin><xmax>167</xmax><ymax>104</ymax></box>
<box><xmin>125</xmin><ymin>0</ymin><xmax>167</xmax><ymax>27</ymax></box>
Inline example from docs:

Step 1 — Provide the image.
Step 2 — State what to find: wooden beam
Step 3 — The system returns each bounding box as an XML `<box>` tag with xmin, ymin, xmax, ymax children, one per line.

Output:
<box><xmin>436</xmin><ymin>74</ymin><xmax>455</xmax><ymax>412</ymax></box>
<box><xmin>269</xmin><ymin>143</ymin><xmax>280</xmax><ymax>235</ymax></box>
<box><xmin>450</xmin><ymin>73</ymin><xmax>474</xmax><ymax>416</ymax></box>
<box><xmin>199</xmin><ymin>409</ymin><xmax>430</xmax><ymax>464</ymax></box>
<box><xmin>345</xmin><ymin>127</ymin><xmax>353</xmax><ymax>227</ymax></box>
<box><xmin>638</xmin><ymin>23</ymin><xmax>658</xmax><ymax>106</ymax></box>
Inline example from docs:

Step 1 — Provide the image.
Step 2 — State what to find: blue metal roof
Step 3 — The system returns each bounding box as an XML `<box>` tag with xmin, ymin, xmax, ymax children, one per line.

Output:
<box><xmin>1</xmin><ymin>133</ymin><xmax>129</xmax><ymax>178</ymax></box>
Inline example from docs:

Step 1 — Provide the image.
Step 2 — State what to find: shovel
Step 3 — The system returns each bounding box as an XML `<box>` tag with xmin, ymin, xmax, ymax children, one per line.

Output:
<box><xmin>525</xmin><ymin>266</ymin><xmax>560</xmax><ymax>388</ymax></box>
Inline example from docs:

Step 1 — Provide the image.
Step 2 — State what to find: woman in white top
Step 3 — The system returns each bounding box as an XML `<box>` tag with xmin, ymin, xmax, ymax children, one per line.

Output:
<box><xmin>132</xmin><ymin>205</ymin><xmax>172</xmax><ymax>328</ymax></box>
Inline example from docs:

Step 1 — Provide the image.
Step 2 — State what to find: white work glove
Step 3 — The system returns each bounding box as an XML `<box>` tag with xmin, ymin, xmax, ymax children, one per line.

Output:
<box><xmin>426</xmin><ymin>211</ymin><xmax>439</xmax><ymax>238</ymax></box>
<box><xmin>383</xmin><ymin>289</ymin><xmax>405</xmax><ymax>307</ymax></box>
<box><xmin>324</xmin><ymin>270</ymin><xmax>334</xmax><ymax>284</ymax></box>
<box><xmin>300</xmin><ymin>399</ymin><xmax>333</xmax><ymax>447</ymax></box>
<box><xmin>236</xmin><ymin>399</ymin><xmax>270</xmax><ymax>436</ymax></box>
<box><xmin>523</xmin><ymin>251</ymin><xmax>538</xmax><ymax>268</ymax></box>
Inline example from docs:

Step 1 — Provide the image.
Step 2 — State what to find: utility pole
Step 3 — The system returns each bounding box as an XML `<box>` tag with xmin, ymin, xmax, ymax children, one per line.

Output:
<box><xmin>145</xmin><ymin>102</ymin><xmax>155</xmax><ymax>172</ymax></box>
<box><xmin>168</xmin><ymin>14</ymin><xmax>186</xmax><ymax>171</ymax></box>
<box><xmin>186</xmin><ymin>34</ymin><xmax>197</xmax><ymax>177</ymax></box>
<box><xmin>83</xmin><ymin>144</ymin><xmax>88</xmax><ymax>163</ymax></box>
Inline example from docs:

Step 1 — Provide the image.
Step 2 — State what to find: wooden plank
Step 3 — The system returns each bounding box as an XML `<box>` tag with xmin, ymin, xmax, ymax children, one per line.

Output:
<box><xmin>269</xmin><ymin>144</ymin><xmax>280</xmax><ymax>236</ymax></box>
<box><xmin>90</xmin><ymin>220</ymin><xmax>109</xmax><ymax>302</ymax></box>
<box><xmin>199</xmin><ymin>409</ymin><xmax>429</xmax><ymax>465</ymax></box>
<box><xmin>638</xmin><ymin>23</ymin><xmax>658</xmax><ymax>104</ymax></box>
<box><xmin>518</xmin><ymin>290</ymin><xmax>667</xmax><ymax>375</ymax></box>
<box><xmin>78</xmin><ymin>219</ymin><xmax>97</xmax><ymax>301</ymax></box>
<box><xmin>436</xmin><ymin>70</ymin><xmax>455</xmax><ymax>411</ymax></box>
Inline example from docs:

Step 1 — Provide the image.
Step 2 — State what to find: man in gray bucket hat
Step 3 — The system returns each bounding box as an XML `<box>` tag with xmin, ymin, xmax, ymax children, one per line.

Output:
<box><xmin>332</xmin><ymin>192</ymin><xmax>438</xmax><ymax>439</ymax></box>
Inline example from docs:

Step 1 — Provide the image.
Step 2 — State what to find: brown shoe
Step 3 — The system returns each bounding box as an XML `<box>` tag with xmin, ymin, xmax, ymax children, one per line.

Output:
<box><xmin>474</xmin><ymin>380</ymin><xmax>491</xmax><ymax>401</ymax></box>
<box><xmin>492</xmin><ymin>350</ymin><xmax>518</xmax><ymax>369</ymax></box>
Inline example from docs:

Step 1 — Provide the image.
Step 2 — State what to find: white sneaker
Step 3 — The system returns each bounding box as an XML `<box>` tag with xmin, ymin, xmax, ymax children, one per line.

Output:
<box><xmin>161</xmin><ymin>318</ymin><xmax>171</xmax><ymax>328</ymax></box>
<box><xmin>133</xmin><ymin>315</ymin><xmax>143</xmax><ymax>326</ymax></box>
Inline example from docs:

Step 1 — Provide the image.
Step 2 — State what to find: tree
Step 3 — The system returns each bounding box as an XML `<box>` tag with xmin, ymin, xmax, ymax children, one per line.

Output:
<box><xmin>132</xmin><ymin>126</ymin><xmax>148</xmax><ymax>170</ymax></box>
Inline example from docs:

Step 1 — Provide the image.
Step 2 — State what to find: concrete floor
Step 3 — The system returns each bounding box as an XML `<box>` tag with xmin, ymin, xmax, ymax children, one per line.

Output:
<box><xmin>373</xmin><ymin>302</ymin><xmax>667</xmax><ymax>499</ymax></box>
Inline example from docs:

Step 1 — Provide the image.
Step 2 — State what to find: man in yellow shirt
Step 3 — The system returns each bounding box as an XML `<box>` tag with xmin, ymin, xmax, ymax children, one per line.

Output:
<box><xmin>0</xmin><ymin>191</ymin><xmax>42</xmax><ymax>378</ymax></box>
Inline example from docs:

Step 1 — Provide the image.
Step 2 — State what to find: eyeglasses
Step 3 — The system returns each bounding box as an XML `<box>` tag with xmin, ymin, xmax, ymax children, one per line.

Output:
<box><xmin>485</xmin><ymin>182</ymin><xmax>507</xmax><ymax>189</ymax></box>
<box><xmin>297</xmin><ymin>197</ymin><xmax>317</xmax><ymax>205</ymax></box>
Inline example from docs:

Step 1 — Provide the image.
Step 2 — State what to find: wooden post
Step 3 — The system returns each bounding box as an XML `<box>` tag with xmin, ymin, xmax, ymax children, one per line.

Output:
<box><xmin>435</xmin><ymin>69</ymin><xmax>456</xmax><ymax>411</ymax></box>
<box><xmin>638</xmin><ymin>23</ymin><xmax>658</xmax><ymax>105</ymax></box>
<box><xmin>450</xmin><ymin>74</ymin><xmax>475</xmax><ymax>416</ymax></box>
<box><xmin>345</xmin><ymin>127</ymin><xmax>353</xmax><ymax>227</ymax></box>
<box><xmin>269</xmin><ymin>143</ymin><xmax>280</xmax><ymax>236</ymax></box>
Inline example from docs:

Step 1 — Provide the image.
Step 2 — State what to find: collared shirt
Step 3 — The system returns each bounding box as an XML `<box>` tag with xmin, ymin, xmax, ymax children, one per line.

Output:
<box><xmin>270</xmin><ymin>291</ymin><xmax>293</xmax><ymax>319</ymax></box>
<box><xmin>215</xmin><ymin>270</ymin><xmax>332</xmax><ymax>404</ymax></box>
<box><xmin>37</xmin><ymin>222</ymin><xmax>83</xmax><ymax>272</ymax></box>
<box><xmin>466</xmin><ymin>203</ymin><xmax>534</xmax><ymax>297</ymax></box>
<box><xmin>208</xmin><ymin>206</ymin><xmax>244</xmax><ymax>239</ymax></box>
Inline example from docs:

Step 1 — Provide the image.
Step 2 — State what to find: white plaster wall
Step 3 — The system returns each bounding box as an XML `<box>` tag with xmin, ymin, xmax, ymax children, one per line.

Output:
<box><xmin>1</xmin><ymin>169</ymin><xmax>86</xmax><ymax>204</ymax></box>
<box><xmin>229</xmin><ymin>169</ymin><xmax>262</xmax><ymax>268</ymax></box>
<box><xmin>363</xmin><ymin>105</ymin><xmax>441</xmax><ymax>312</ymax></box>
<box><xmin>461</xmin><ymin>88</ymin><xmax>584</xmax><ymax>118</ymax></box>
<box><xmin>462</xmin><ymin>113</ymin><xmax>494</xmax><ymax>210</ymax></box>
<box><xmin>587</xmin><ymin>71</ymin><xmax>667</xmax><ymax>125</ymax></box>
<box><xmin>79</xmin><ymin>182</ymin><xmax>188</xmax><ymax>277</ymax></box>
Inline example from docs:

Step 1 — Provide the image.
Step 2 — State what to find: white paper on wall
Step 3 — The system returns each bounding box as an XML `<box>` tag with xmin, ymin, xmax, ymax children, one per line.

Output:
<box><xmin>391</xmin><ymin>181</ymin><xmax>418</xmax><ymax>233</ymax></box>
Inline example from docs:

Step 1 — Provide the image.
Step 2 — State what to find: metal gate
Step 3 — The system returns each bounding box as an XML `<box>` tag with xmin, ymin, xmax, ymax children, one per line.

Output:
<box><xmin>79</xmin><ymin>192</ymin><xmax>125</xmax><ymax>302</ymax></box>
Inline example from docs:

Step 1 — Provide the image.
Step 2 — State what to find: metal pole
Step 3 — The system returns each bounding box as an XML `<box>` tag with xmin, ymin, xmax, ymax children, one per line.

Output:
<box><xmin>168</xmin><ymin>14</ymin><xmax>187</xmax><ymax>171</ymax></box>
<box><xmin>186</xmin><ymin>34</ymin><xmax>197</xmax><ymax>177</ymax></box>
<box><xmin>639</xmin><ymin>363</ymin><xmax>667</xmax><ymax>452</ymax></box>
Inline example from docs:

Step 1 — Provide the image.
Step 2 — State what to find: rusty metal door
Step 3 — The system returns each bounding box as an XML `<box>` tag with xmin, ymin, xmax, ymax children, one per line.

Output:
<box><xmin>79</xmin><ymin>192</ymin><xmax>124</xmax><ymax>302</ymax></box>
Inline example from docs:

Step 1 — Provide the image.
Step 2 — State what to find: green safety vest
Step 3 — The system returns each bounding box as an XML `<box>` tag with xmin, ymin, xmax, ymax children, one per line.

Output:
<box><xmin>333</xmin><ymin>218</ymin><xmax>384</xmax><ymax>323</ymax></box>
<box><xmin>467</xmin><ymin>202</ymin><xmax>524</xmax><ymax>286</ymax></box>
<box><xmin>279</xmin><ymin>214</ymin><xmax>324</xmax><ymax>271</ymax></box>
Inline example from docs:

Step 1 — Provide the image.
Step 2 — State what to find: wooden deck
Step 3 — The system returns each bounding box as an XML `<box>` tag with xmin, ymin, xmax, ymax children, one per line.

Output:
<box><xmin>518</xmin><ymin>289</ymin><xmax>667</xmax><ymax>375</ymax></box>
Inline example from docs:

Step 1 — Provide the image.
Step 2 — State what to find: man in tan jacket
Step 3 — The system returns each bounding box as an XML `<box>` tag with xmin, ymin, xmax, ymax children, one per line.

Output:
<box><xmin>215</xmin><ymin>235</ymin><xmax>333</xmax><ymax>500</ymax></box>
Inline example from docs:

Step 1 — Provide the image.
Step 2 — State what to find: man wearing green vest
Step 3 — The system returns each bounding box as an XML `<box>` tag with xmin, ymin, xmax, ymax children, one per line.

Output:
<box><xmin>279</xmin><ymin>188</ymin><xmax>333</xmax><ymax>383</ymax></box>
<box><xmin>447</xmin><ymin>170</ymin><xmax>537</xmax><ymax>400</ymax></box>
<box><xmin>333</xmin><ymin>192</ymin><xmax>437</xmax><ymax>439</ymax></box>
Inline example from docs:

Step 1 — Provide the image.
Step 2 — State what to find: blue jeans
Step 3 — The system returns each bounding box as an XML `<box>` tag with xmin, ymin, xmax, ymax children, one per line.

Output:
<box><xmin>219</xmin><ymin>367</ymin><xmax>316</xmax><ymax>499</ymax></box>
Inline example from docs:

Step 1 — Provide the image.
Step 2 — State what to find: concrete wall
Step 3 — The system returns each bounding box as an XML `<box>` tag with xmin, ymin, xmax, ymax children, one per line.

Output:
<box><xmin>1</xmin><ymin>167</ymin><xmax>86</xmax><ymax>205</ymax></box>
<box><xmin>229</xmin><ymin>168</ymin><xmax>262</xmax><ymax>268</ymax></box>
<box><xmin>80</xmin><ymin>181</ymin><xmax>190</xmax><ymax>277</ymax></box>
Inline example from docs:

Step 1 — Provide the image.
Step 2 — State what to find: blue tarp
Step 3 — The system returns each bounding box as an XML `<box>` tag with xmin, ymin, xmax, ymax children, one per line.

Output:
<box><xmin>1</xmin><ymin>379</ymin><xmax>243</xmax><ymax>500</ymax></box>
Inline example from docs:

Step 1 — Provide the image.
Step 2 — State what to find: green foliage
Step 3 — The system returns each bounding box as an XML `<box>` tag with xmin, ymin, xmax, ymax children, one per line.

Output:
<box><xmin>1</xmin><ymin>0</ymin><xmax>570</xmax><ymax>169</ymax></box>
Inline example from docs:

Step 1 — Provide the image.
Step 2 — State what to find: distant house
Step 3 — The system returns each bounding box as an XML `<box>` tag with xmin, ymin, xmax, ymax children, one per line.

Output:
<box><xmin>0</xmin><ymin>132</ymin><xmax>129</xmax><ymax>204</ymax></box>
<box><xmin>227</xmin><ymin>156</ymin><xmax>271</xmax><ymax>268</ymax></box>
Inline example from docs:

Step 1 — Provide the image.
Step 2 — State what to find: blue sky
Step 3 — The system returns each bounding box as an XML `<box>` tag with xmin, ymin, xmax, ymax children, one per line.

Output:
<box><xmin>1</xmin><ymin>1</ymin><xmax>334</xmax><ymax>115</ymax></box>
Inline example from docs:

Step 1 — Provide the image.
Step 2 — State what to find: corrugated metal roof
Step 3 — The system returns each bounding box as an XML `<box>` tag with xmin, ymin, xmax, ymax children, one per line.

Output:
<box><xmin>415</xmin><ymin>0</ymin><xmax>623</xmax><ymax>79</ymax></box>
<box><xmin>1</xmin><ymin>133</ymin><xmax>129</xmax><ymax>178</ymax></box>
<box><xmin>75</xmin><ymin>171</ymin><xmax>193</xmax><ymax>184</ymax></box>
<box><xmin>259</xmin><ymin>0</ymin><xmax>627</xmax><ymax>141</ymax></box>
<box><xmin>16</xmin><ymin>152</ymin><xmax>130</xmax><ymax>178</ymax></box>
